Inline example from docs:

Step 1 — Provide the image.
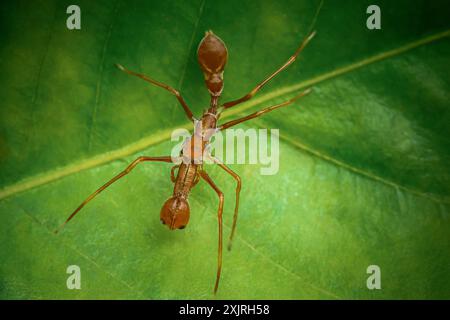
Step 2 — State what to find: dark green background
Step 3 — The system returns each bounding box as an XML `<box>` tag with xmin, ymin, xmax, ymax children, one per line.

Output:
<box><xmin>0</xmin><ymin>0</ymin><xmax>449</xmax><ymax>299</ymax></box>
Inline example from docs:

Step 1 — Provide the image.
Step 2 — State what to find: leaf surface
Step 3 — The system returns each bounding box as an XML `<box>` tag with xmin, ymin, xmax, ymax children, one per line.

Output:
<box><xmin>0</xmin><ymin>0</ymin><xmax>449</xmax><ymax>299</ymax></box>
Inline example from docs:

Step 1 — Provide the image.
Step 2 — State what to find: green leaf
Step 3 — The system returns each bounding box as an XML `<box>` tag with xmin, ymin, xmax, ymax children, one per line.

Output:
<box><xmin>1</xmin><ymin>0</ymin><xmax>449</xmax><ymax>299</ymax></box>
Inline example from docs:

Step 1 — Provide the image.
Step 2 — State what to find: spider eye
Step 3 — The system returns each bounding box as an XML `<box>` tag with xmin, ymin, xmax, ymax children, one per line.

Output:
<box><xmin>179</xmin><ymin>225</ymin><xmax>186</xmax><ymax>230</ymax></box>
<box><xmin>160</xmin><ymin>219</ymin><xmax>165</xmax><ymax>225</ymax></box>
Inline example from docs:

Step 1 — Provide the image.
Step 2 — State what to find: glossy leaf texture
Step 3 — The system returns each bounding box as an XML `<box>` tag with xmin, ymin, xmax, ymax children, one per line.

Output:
<box><xmin>0</xmin><ymin>0</ymin><xmax>449</xmax><ymax>299</ymax></box>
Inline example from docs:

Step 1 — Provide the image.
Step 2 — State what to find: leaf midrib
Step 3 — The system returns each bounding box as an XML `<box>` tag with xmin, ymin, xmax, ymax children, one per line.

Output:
<box><xmin>0</xmin><ymin>29</ymin><xmax>449</xmax><ymax>201</ymax></box>
<box><xmin>254</xmin><ymin>120</ymin><xmax>449</xmax><ymax>204</ymax></box>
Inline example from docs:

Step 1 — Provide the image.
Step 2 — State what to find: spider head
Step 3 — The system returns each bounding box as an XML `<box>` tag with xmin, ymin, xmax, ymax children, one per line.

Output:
<box><xmin>197</xmin><ymin>30</ymin><xmax>228</xmax><ymax>96</ymax></box>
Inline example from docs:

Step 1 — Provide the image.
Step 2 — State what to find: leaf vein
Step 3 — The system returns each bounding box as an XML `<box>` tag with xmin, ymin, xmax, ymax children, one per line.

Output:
<box><xmin>87</xmin><ymin>0</ymin><xmax>121</xmax><ymax>151</ymax></box>
<box><xmin>1</xmin><ymin>29</ymin><xmax>448</xmax><ymax>200</ymax></box>
<box><xmin>233</xmin><ymin>231</ymin><xmax>342</xmax><ymax>299</ymax></box>
<box><xmin>254</xmin><ymin>121</ymin><xmax>450</xmax><ymax>204</ymax></box>
<box><xmin>17</xmin><ymin>204</ymin><xmax>146</xmax><ymax>298</ymax></box>
<box><xmin>171</xmin><ymin>0</ymin><xmax>206</xmax><ymax>119</ymax></box>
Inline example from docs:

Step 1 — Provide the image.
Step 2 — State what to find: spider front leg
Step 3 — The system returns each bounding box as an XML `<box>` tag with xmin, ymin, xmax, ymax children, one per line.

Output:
<box><xmin>219</xmin><ymin>88</ymin><xmax>311</xmax><ymax>130</ymax></box>
<box><xmin>222</xmin><ymin>31</ymin><xmax>316</xmax><ymax>109</ymax></box>
<box><xmin>54</xmin><ymin>156</ymin><xmax>173</xmax><ymax>234</ymax></box>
